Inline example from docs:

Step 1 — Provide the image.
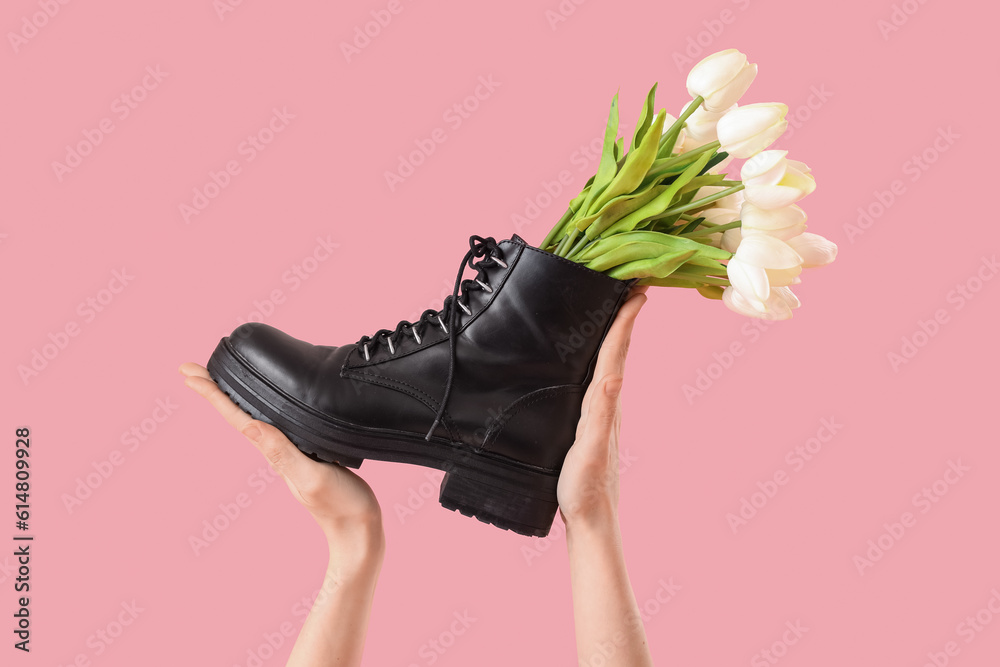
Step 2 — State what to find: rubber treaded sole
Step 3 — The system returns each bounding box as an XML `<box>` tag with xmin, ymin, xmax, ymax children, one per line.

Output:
<box><xmin>207</xmin><ymin>338</ymin><xmax>560</xmax><ymax>537</ymax></box>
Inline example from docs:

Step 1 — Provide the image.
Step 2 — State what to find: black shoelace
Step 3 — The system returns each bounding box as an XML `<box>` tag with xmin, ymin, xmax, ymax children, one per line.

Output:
<box><xmin>355</xmin><ymin>235</ymin><xmax>508</xmax><ymax>441</ymax></box>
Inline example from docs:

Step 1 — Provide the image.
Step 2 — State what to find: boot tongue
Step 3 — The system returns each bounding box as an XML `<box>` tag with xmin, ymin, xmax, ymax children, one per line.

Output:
<box><xmin>509</xmin><ymin>233</ymin><xmax>527</xmax><ymax>245</ymax></box>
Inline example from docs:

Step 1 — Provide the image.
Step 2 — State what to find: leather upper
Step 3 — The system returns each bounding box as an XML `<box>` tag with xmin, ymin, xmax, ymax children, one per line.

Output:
<box><xmin>226</xmin><ymin>234</ymin><xmax>633</xmax><ymax>472</ymax></box>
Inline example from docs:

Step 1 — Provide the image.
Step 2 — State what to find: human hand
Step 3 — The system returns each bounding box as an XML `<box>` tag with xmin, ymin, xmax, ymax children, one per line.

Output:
<box><xmin>556</xmin><ymin>285</ymin><xmax>648</xmax><ymax>530</ymax></box>
<box><xmin>179</xmin><ymin>362</ymin><xmax>384</xmax><ymax>571</ymax></box>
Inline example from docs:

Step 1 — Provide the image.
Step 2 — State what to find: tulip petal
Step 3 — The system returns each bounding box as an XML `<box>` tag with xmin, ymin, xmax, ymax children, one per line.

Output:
<box><xmin>741</xmin><ymin>150</ymin><xmax>788</xmax><ymax>184</ymax></box>
<box><xmin>693</xmin><ymin>185</ymin><xmax>726</xmax><ymax>201</ymax></box>
<box><xmin>786</xmin><ymin>232</ymin><xmax>838</xmax><ymax>268</ymax></box>
<box><xmin>761</xmin><ymin>291</ymin><xmax>794</xmax><ymax>320</ymax></box>
<box><xmin>772</xmin><ymin>286</ymin><xmax>801</xmax><ymax>309</ymax></box>
<box><xmin>744</xmin><ymin>184</ymin><xmax>808</xmax><ymax>209</ymax></box>
<box><xmin>701</xmin><ymin>207</ymin><xmax>741</xmax><ymax>225</ymax></box>
<box><xmin>741</xmin><ymin>203</ymin><xmax>807</xmax><ymax>230</ymax></box>
<box><xmin>721</xmin><ymin>227</ymin><xmax>742</xmax><ymax>253</ymax></box>
<box><xmin>734</xmin><ymin>235</ymin><xmax>802</xmax><ymax>269</ymax></box>
<box><xmin>726</xmin><ymin>121</ymin><xmax>787</xmax><ymax>159</ymax></box>
<box><xmin>782</xmin><ymin>167</ymin><xmax>817</xmax><ymax>198</ymax></box>
<box><xmin>687</xmin><ymin>50</ymin><xmax>747</xmax><ymax>98</ymax></box>
<box><xmin>703</xmin><ymin>64</ymin><xmax>757</xmax><ymax>112</ymax></box>
<box><xmin>743</xmin><ymin>224</ymin><xmax>807</xmax><ymax>241</ymax></box>
<box><xmin>723</xmin><ymin>285</ymin><xmax>794</xmax><ymax>320</ymax></box>
<box><xmin>740</xmin><ymin>203</ymin><xmax>807</xmax><ymax>240</ymax></box>
<box><xmin>726</xmin><ymin>257</ymin><xmax>770</xmax><ymax>305</ymax></box>
<box><xmin>786</xmin><ymin>159</ymin><xmax>811</xmax><ymax>174</ymax></box>
<box><xmin>723</xmin><ymin>285</ymin><xmax>765</xmax><ymax>317</ymax></box>
<box><xmin>765</xmin><ymin>266</ymin><xmax>803</xmax><ymax>286</ymax></box>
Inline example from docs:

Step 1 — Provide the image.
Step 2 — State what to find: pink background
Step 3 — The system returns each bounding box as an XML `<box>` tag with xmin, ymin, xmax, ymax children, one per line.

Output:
<box><xmin>3</xmin><ymin>0</ymin><xmax>998</xmax><ymax>665</ymax></box>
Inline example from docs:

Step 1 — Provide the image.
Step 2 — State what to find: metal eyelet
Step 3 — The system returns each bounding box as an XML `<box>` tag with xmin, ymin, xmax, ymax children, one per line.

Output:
<box><xmin>363</xmin><ymin>343</ymin><xmax>370</xmax><ymax>361</ymax></box>
<box><xmin>436</xmin><ymin>315</ymin><xmax>448</xmax><ymax>334</ymax></box>
<box><xmin>475</xmin><ymin>278</ymin><xmax>493</xmax><ymax>293</ymax></box>
<box><xmin>491</xmin><ymin>253</ymin><xmax>507</xmax><ymax>268</ymax></box>
<box><xmin>383</xmin><ymin>335</ymin><xmax>395</xmax><ymax>355</ymax></box>
<box><xmin>458</xmin><ymin>300</ymin><xmax>472</xmax><ymax>316</ymax></box>
<box><xmin>411</xmin><ymin>326</ymin><xmax>422</xmax><ymax>345</ymax></box>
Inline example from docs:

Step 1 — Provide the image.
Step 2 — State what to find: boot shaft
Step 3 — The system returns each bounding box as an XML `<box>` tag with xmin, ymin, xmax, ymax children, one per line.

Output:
<box><xmin>343</xmin><ymin>235</ymin><xmax>634</xmax><ymax>468</ymax></box>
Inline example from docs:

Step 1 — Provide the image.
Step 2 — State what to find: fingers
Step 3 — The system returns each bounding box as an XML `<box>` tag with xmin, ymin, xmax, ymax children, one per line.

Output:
<box><xmin>593</xmin><ymin>290</ymin><xmax>647</xmax><ymax>384</ymax></box>
<box><xmin>238</xmin><ymin>419</ymin><xmax>319</xmax><ymax>491</ymax></box>
<box><xmin>574</xmin><ymin>375</ymin><xmax>623</xmax><ymax>461</ymax></box>
<box><xmin>181</xmin><ymin>366</ymin><xmax>319</xmax><ymax>488</ymax></box>
<box><xmin>183</xmin><ymin>375</ymin><xmax>255</xmax><ymax>433</ymax></box>
<box><xmin>178</xmin><ymin>362</ymin><xmax>210</xmax><ymax>379</ymax></box>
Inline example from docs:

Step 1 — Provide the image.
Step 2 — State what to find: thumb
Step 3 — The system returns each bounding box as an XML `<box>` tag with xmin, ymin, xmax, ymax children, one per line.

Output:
<box><xmin>240</xmin><ymin>419</ymin><xmax>312</xmax><ymax>483</ymax></box>
<box><xmin>579</xmin><ymin>375</ymin><xmax>622</xmax><ymax>456</ymax></box>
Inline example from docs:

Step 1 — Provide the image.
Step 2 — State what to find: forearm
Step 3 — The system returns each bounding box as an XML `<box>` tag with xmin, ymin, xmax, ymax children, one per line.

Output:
<box><xmin>286</xmin><ymin>535</ymin><xmax>383</xmax><ymax>667</ymax></box>
<box><xmin>566</xmin><ymin>515</ymin><xmax>654</xmax><ymax>667</ymax></box>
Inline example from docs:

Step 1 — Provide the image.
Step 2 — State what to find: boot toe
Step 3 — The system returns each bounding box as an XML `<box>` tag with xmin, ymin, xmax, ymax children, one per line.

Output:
<box><xmin>225</xmin><ymin>323</ymin><xmax>336</xmax><ymax>405</ymax></box>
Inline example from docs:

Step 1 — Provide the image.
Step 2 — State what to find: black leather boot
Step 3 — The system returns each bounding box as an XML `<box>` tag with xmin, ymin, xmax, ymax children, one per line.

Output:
<box><xmin>207</xmin><ymin>233</ymin><xmax>635</xmax><ymax>536</ymax></box>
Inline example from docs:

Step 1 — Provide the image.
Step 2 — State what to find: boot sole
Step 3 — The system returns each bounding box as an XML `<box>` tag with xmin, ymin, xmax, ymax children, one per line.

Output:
<box><xmin>207</xmin><ymin>338</ymin><xmax>561</xmax><ymax>537</ymax></box>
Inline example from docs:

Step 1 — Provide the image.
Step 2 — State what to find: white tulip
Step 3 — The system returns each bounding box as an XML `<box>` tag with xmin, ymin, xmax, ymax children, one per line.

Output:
<box><xmin>772</xmin><ymin>286</ymin><xmax>801</xmax><ymax>309</ymax></box>
<box><xmin>701</xmin><ymin>207</ymin><xmax>740</xmax><ymax>224</ymax></box>
<box><xmin>696</xmin><ymin>207</ymin><xmax>739</xmax><ymax>248</ymax></box>
<box><xmin>721</xmin><ymin>227</ymin><xmax>742</xmax><ymax>253</ymax></box>
<box><xmin>678</xmin><ymin>133</ymin><xmax>704</xmax><ymax>154</ymax></box>
<box><xmin>680</xmin><ymin>100</ymin><xmax>735</xmax><ymax>145</ymax></box>
<box><xmin>723</xmin><ymin>285</ymin><xmax>800</xmax><ymax>320</ymax></box>
<box><xmin>726</xmin><ymin>234</ymin><xmax>802</xmax><ymax>306</ymax></box>
<box><xmin>686</xmin><ymin>49</ymin><xmax>758</xmax><ymax>113</ymax></box>
<box><xmin>717</xmin><ymin>103</ymin><xmax>788</xmax><ymax>158</ymax></box>
<box><xmin>726</xmin><ymin>257</ymin><xmax>770</xmax><ymax>307</ymax></box>
<box><xmin>786</xmin><ymin>232</ymin><xmax>838</xmax><ymax>268</ymax></box>
<box><xmin>741</xmin><ymin>149</ymin><xmax>789</xmax><ymax>183</ymax></box>
<box><xmin>740</xmin><ymin>202</ymin><xmax>808</xmax><ymax>240</ymax></box>
<box><xmin>692</xmin><ymin>185</ymin><xmax>744</xmax><ymax>211</ymax></box>
<box><xmin>764</xmin><ymin>266</ymin><xmax>803</xmax><ymax>286</ymax></box>
<box><xmin>732</xmin><ymin>234</ymin><xmax>802</xmax><ymax>270</ymax></box>
<box><xmin>742</xmin><ymin>150</ymin><xmax>816</xmax><ymax>209</ymax></box>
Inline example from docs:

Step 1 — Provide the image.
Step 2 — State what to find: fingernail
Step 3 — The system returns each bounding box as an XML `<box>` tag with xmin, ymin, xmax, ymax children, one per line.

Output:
<box><xmin>241</xmin><ymin>423</ymin><xmax>262</xmax><ymax>443</ymax></box>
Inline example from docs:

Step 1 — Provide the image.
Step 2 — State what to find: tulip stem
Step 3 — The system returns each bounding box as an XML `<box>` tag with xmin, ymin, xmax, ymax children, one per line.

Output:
<box><xmin>554</xmin><ymin>227</ymin><xmax>580</xmax><ymax>257</ymax></box>
<box><xmin>659</xmin><ymin>184</ymin><xmax>745</xmax><ymax>218</ymax></box>
<box><xmin>659</xmin><ymin>96</ymin><xmax>704</xmax><ymax>156</ymax></box>
<box><xmin>679</xmin><ymin>273</ymin><xmax>730</xmax><ymax>286</ymax></box>
<box><xmin>541</xmin><ymin>206</ymin><xmax>576</xmax><ymax>250</ymax></box>
<box><xmin>565</xmin><ymin>235</ymin><xmax>592</xmax><ymax>259</ymax></box>
<box><xmin>681</xmin><ymin>220</ymin><xmax>742</xmax><ymax>237</ymax></box>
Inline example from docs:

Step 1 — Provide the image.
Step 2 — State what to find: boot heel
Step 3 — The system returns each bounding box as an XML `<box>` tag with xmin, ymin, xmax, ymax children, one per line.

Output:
<box><xmin>438</xmin><ymin>468</ymin><xmax>559</xmax><ymax>537</ymax></box>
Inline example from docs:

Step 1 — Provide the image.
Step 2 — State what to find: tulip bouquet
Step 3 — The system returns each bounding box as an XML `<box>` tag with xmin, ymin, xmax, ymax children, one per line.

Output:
<box><xmin>539</xmin><ymin>48</ymin><xmax>837</xmax><ymax>319</ymax></box>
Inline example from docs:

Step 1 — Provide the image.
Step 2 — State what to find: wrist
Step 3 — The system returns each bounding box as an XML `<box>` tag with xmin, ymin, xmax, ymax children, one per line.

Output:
<box><xmin>323</xmin><ymin>514</ymin><xmax>385</xmax><ymax>577</ymax></box>
<box><xmin>561</xmin><ymin>494</ymin><xmax>618</xmax><ymax>531</ymax></box>
<box><xmin>563</xmin><ymin>503</ymin><xmax>621</xmax><ymax>549</ymax></box>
